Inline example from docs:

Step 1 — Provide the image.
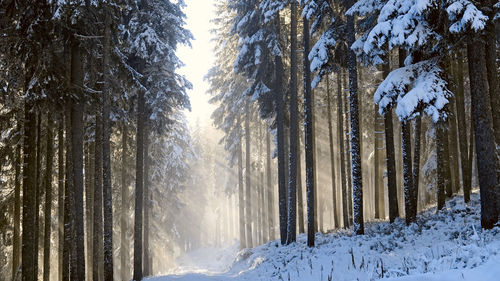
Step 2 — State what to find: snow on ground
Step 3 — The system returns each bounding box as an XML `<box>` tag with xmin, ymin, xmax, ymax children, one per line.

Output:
<box><xmin>149</xmin><ymin>193</ymin><xmax>500</xmax><ymax>281</ymax></box>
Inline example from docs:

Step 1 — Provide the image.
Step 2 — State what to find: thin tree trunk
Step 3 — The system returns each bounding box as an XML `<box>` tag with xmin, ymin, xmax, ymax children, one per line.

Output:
<box><xmin>13</xmin><ymin>141</ymin><xmax>21</xmax><ymax>280</ymax></box>
<box><xmin>436</xmin><ymin>123</ymin><xmax>446</xmax><ymax>211</ymax></box>
<box><xmin>35</xmin><ymin>110</ymin><xmax>41</xmax><ymax>280</ymax></box>
<box><xmin>484</xmin><ymin>2</ymin><xmax>500</xmax><ymax>146</ymax></box>
<box><xmin>133</xmin><ymin>86</ymin><xmax>145</xmax><ymax>281</ymax></box>
<box><xmin>266</xmin><ymin>129</ymin><xmax>274</xmax><ymax>240</ymax></box>
<box><xmin>63</xmin><ymin>103</ymin><xmax>72</xmax><ymax>281</ymax></box>
<box><xmin>412</xmin><ymin>116</ymin><xmax>421</xmax><ymax>211</ymax></box>
<box><xmin>274</xmin><ymin>13</ymin><xmax>287</xmax><ymax>245</ymax></box>
<box><xmin>244</xmin><ymin>101</ymin><xmax>253</xmax><ymax>248</ymax></box>
<box><xmin>344</xmin><ymin>78</ymin><xmax>353</xmax><ymax>226</ymax></box>
<box><xmin>93</xmin><ymin>113</ymin><xmax>104</xmax><ymax>281</ymax></box>
<box><xmin>22</xmin><ymin>100</ymin><xmax>37</xmax><ymax>281</ymax></box>
<box><xmin>303</xmin><ymin>16</ymin><xmax>315</xmax><ymax>247</ymax></box>
<box><xmin>238</xmin><ymin>126</ymin><xmax>246</xmax><ymax>248</ymax></box>
<box><xmin>143</xmin><ymin>127</ymin><xmax>151</xmax><ymax>276</ymax></box>
<box><xmin>102</xmin><ymin>12</ymin><xmax>114</xmax><ymax>280</ymax></box>
<box><xmin>71</xmin><ymin>41</ymin><xmax>86</xmax><ymax>280</ymax></box>
<box><xmin>58</xmin><ymin>115</ymin><xmax>64</xmax><ymax>281</ymax></box>
<box><xmin>443</xmin><ymin>126</ymin><xmax>452</xmax><ymax>198</ymax></box>
<box><xmin>85</xmin><ymin>141</ymin><xmax>95</xmax><ymax>281</ymax></box>
<box><xmin>121</xmin><ymin>124</ymin><xmax>129</xmax><ymax>281</ymax></box>
<box><xmin>454</xmin><ymin>50</ymin><xmax>470</xmax><ymax>202</ymax></box>
<box><xmin>402</xmin><ymin>121</ymin><xmax>415</xmax><ymax>225</ymax></box>
<box><xmin>297</xmin><ymin>132</ymin><xmax>305</xmax><ymax>233</ymax></box>
<box><xmin>43</xmin><ymin>111</ymin><xmax>54</xmax><ymax>281</ymax></box>
<box><xmin>374</xmin><ymin>106</ymin><xmax>384</xmax><ymax>219</ymax></box>
<box><xmin>448</xmin><ymin>99</ymin><xmax>460</xmax><ymax>195</ymax></box>
<box><xmin>337</xmin><ymin>71</ymin><xmax>348</xmax><ymax>228</ymax></box>
<box><xmin>286</xmin><ymin>0</ymin><xmax>298</xmax><ymax>244</ymax></box>
<box><xmin>467</xmin><ymin>38</ymin><xmax>499</xmax><ymax>229</ymax></box>
<box><xmin>346</xmin><ymin>4</ymin><xmax>363</xmax><ymax>234</ymax></box>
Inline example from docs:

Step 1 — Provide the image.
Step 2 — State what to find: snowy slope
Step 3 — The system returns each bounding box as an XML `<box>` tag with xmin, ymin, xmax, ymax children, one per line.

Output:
<box><xmin>149</xmin><ymin>193</ymin><xmax>500</xmax><ymax>281</ymax></box>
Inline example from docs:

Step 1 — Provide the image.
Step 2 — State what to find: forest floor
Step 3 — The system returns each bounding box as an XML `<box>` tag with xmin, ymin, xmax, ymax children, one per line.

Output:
<box><xmin>149</xmin><ymin>193</ymin><xmax>500</xmax><ymax>281</ymax></box>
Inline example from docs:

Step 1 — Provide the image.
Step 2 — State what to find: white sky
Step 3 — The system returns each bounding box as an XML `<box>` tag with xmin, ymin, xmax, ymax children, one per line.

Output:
<box><xmin>178</xmin><ymin>0</ymin><xmax>217</xmax><ymax>128</ymax></box>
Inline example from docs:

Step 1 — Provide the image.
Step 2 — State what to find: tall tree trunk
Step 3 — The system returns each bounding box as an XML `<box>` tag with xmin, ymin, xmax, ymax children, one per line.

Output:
<box><xmin>384</xmin><ymin>107</ymin><xmax>399</xmax><ymax>222</ymax></box>
<box><xmin>448</xmin><ymin>99</ymin><xmax>460</xmax><ymax>195</ymax></box>
<box><xmin>297</xmin><ymin>131</ymin><xmax>305</xmax><ymax>233</ymax></box>
<box><xmin>266</xmin><ymin>129</ymin><xmax>274</xmax><ymax>240</ymax></box>
<box><xmin>85</xmin><ymin>141</ymin><xmax>94</xmax><ymax>281</ymax></box>
<box><xmin>102</xmin><ymin>12</ymin><xmax>114</xmax><ymax>281</ymax></box>
<box><xmin>133</xmin><ymin>86</ymin><xmax>145</xmax><ymax>280</ymax></box>
<box><xmin>13</xmin><ymin>140</ymin><xmax>21</xmax><ymax>280</ymax></box>
<box><xmin>43</xmin><ymin>111</ymin><xmax>54</xmax><ymax>281</ymax></box>
<box><xmin>344</xmin><ymin>77</ymin><xmax>353</xmax><ymax>226</ymax></box>
<box><xmin>346</xmin><ymin>4</ymin><xmax>363</xmax><ymax>234</ymax></box>
<box><xmin>402</xmin><ymin>120</ymin><xmax>415</xmax><ymax>224</ymax></box>
<box><xmin>412</xmin><ymin>116</ymin><xmax>421</xmax><ymax>211</ymax></box>
<box><xmin>436</xmin><ymin>123</ymin><xmax>446</xmax><ymax>211</ymax></box>
<box><xmin>467</xmin><ymin>38</ymin><xmax>499</xmax><ymax>229</ymax></box>
<box><xmin>58</xmin><ymin>115</ymin><xmax>64</xmax><ymax>281</ymax></box>
<box><xmin>22</xmin><ymin>100</ymin><xmax>37</xmax><ymax>281</ymax></box>
<box><xmin>454</xmin><ymin>50</ymin><xmax>470</xmax><ymax>202</ymax></box>
<box><xmin>35</xmin><ymin>110</ymin><xmax>41</xmax><ymax>280</ymax></box>
<box><xmin>337</xmin><ymin>71</ymin><xmax>348</xmax><ymax>228</ymax></box>
<box><xmin>303</xmin><ymin>16</ymin><xmax>315</xmax><ymax>247</ymax></box>
<box><xmin>244</xmin><ymin>101</ymin><xmax>253</xmax><ymax>248</ymax></box>
<box><xmin>121</xmin><ymin>124</ymin><xmax>129</xmax><ymax>280</ymax></box>
<box><xmin>93</xmin><ymin>113</ymin><xmax>104</xmax><ymax>281</ymax></box>
<box><xmin>274</xmin><ymin>13</ymin><xmax>287</xmax><ymax>245</ymax></box>
<box><xmin>238</xmin><ymin>126</ymin><xmax>246</xmax><ymax>248</ymax></box>
<box><xmin>286</xmin><ymin>0</ymin><xmax>298</xmax><ymax>244</ymax></box>
<box><xmin>382</xmin><ymin>53</ymin><xmax>399</xmax><ymax>223</ymax></box>
<box><xmin>374</xmin><ymin>106</ymin><xmax>384</xmax><ymax>219</ymax></box>
<box><xmin>71</xmin><ymin>42</ymin><xmax>86</xmax><ymax>280</ymax></box>
<box><xmin>143</xmin><ymin>127</ymin><xmax>151</xmax><ymax>276</ymax></box>
<box><xmin>443</xmin><ymin>124</ymin><xmax>452</xmax><ymax>198</ymax></box>
<box><xmin>484</xmin><ymin>2</ymin><xmax>500</xmax><ymax>147</ymax></box>
<box><xmin>63</xmin><ymin>103</ymin><xmax>72</xmax><ymax>281</ymax></box>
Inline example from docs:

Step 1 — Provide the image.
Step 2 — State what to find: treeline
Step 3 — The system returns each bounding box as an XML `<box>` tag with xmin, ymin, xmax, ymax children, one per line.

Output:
<box><xmin>207</xmin><ymin>0</ymin><xmax>500</xmax><ymax>250</ymax></box>
<box><xmin>0</xmin><ymin>0</ymin><xmax>195</xmax><ymax>281</ymax></box>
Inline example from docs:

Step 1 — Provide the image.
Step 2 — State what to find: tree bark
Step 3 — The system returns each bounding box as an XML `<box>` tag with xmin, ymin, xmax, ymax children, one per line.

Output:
<box><xmin>102</xmin><ymin>12</ymin><xmax>114</xmax><ymax>280</ymax></box>
<box><xmin>63</xmin><ymin>103</ymin><xmax>72</xmax><ymax>281</ymax></box>
<box><xmin>244</xmin><ymin>101</ymin><xmax>253</xmax><ymax>248</ymax></box>
<box><xmin>303</xmin><ymin>16</ymin><xmax>315</xmax><ymax>247</ymax></box>
<box><xmin>71</xmin><ymin>42</ymin><xmax>86</xmax><ymax>280</ymax></box>
<box><xmin>327</xmin><ymin>73</ymin><xmax>338</xmax><ymax>227</ymax></box>
<box><xmin>274</xmin><ymin>13</ymin><xmax>288</xmax><ymax>245</ymax></box>
<box><xmin>412</xmin><ymin>116</ymin><xmax>421</xmax><ymax>211</ymax></box>
<box><xmin>374</xmin><ymin>108</ymin><xmax>384</xmax><ymax>220</ymax></box>
<box><xmin>85</xmin><ymin>141</ymin><xmax>94</xmax><ymax>281</ymax></box>
<box><xmin>13</xmin><ymin>140</ymin><xmax>21</xmax><ymax>280</ymax></box>
<box><xmin>58</xmin><ymin>115</ymin><xmax>64</xmax><ymax>281</ymax></box>
<box><xmin>143</xmin><ymin>127</ymin><xmax>151</xmax><ymax>276</ymax></box>
<box><xmin>93</xmin><ymin>112</ymin><xmax>104</xmax><ymax>281</ymax></box>
<box><xmin>238</xmin><ymin>125</ymin><xmax>246</xmax><ymax>248</ymax></box>
<box><xmin>454</xmin><ymin>50</ymin><xmax>470</xmax><ymax>202</ymax></box>
<box><xmin>22</xmin><ymin>100</ymin><xmax>37</xmax><ymax>281</ymax></box>
<box><xmin>266</xmin><ymin>129</ymin><xmax>274</xmax><ymax>241</ymax></box>
<box><xmin>402</xmin><ymin>121</ymin><xmax>415</xmax><ymax>224</ymax></box>
<box><xmin>337</xmin><ymin>71</ymin><xmax>348</xmax><ymax>228</ymax></box>
<box><xmin>133</xmin><ymin>87</ymin><xmax>145</xmax><ymax>280</ymax></box>
<box><xmin>43</xmin><ymin>111</ymin><xmax>54</xmax><ymax>281</ymax></box>
<box><xmin>286</xmin><ymin>0</ymin><xmax>298</xmax><ymax>244</ymax></box>
<box><xmin>121</xmin><ymin>124</ymin><xmax>129</xmax><ymax>280</ymax></box>
<box><xmin>35</xmin><ymin>110</ymin><xmax>41</xmax><ymax>280</ymax></box>
<box><xmin>443</xmin><ymin>126</ymin><xmax>452</xmax><ymax>198</ymax></box>
<box><xmin>467</xmin><ymin>38</ymin><xmax>499</xmax><ymax>229</ymax></box>
<box><xmin>436</xmin><ymin>123</ymin><xmax>446</xmax><ymax>211</ymax></box>
<box><xmin>346</xmin><ymin>5</ymin><xmax>363</xmax><ymax>234</ymax></box>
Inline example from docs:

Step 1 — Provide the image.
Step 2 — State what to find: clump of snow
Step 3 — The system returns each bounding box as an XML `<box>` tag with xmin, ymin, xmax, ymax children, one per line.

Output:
<box><xmin>150</xmin><ymin>193</ymin><xmax>500</xmax><ymax>281</ymax></box>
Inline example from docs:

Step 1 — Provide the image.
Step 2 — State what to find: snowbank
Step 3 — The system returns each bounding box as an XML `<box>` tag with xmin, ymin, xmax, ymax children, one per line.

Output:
<box><xmin>150</xmin><ymin>193</ymin><xmax>500</xmax><ymax>281</ymax></box>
